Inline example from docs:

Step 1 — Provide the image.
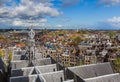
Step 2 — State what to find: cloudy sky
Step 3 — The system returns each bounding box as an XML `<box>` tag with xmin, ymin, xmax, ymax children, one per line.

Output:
<box><xmin>0</xmin><ymin>0</ymin><xmax>120</xmax><ymax>29</ymax></box>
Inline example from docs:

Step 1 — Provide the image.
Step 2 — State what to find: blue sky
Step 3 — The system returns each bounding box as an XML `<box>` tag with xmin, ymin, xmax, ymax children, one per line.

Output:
<box><xmin>0</xmin><ymin>0</ymin><xmax>120</xmax><ymax>29</ymax></box>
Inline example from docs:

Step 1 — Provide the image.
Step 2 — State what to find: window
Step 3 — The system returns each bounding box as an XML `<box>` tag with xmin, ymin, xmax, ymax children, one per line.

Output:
<box><xmin>53</xmin><ymin>68</ymin><xmax>55</xmax><ymax>72</ymax></box>
<box><xmin>60</xmin><ymin>77</ymin><xmax>63</xmax><ymax>82</ymax></box>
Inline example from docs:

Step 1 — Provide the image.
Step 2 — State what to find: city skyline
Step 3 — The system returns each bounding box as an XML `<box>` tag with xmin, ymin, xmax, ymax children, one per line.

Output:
<box><xmin>0</xmin><ymin>0</ymin><xmax>120</xmax><ymax>29</ymax></box>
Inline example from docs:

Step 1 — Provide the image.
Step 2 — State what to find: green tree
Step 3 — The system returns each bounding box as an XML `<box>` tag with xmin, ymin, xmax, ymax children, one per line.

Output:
<box><xmin>113</xmin><ymin>58</ymin><xmax>120</xmax><ymax>72</ymax></box>
<box><xmin>78</xmin><ymin>60</ymin><xmax>83</xmax><ymax>66</ymax></box>
<box><xmin>109</xmin><ymin>32</ymin><xmax>116</xmax><ymax>39</ymax></box>
<box><xmin>0</xmin><ymin>49</ymin><xmax>4</xmax><ymax>58</ymax></box>
<box><xmin>0</xmin><ymin>35</ymin><xmax>6</xmax><ymax>40</ymax></box>
<box><xmin>8</xmin><ymin>51</ymin><xmax>13</xmax><ymax>62</ymax></box>
<box><xmin>71</xmin><ymin>36</ymin><xmax>82</xmax><ymax>46</ymax></box>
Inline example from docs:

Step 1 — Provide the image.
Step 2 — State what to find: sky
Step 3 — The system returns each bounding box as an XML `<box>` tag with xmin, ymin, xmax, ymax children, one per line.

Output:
<box><xmin>0</xmin><ymin>0</ymin><xmax>120</xmax><ymax>30</ymax></box>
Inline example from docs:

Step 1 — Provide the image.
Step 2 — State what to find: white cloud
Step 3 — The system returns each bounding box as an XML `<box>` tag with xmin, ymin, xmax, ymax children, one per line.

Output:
<box><xmin>0</xmin><ymin>0</ymin><xmax>61</xmax><ymax>28</ymax></box>
<box><xmin>0</xmin><ymin>1</ymin><xmax>60</xmax><ymax>19</ymax></box>
<box><xmin>56</xmin><ymin>24</ymin><xmax>63</xmax><ymax>28</ymax></box>
<box><xmin>12</xmin><ymin>18</ymin><xmax>47</xmax><ymax>27</ymax></box>
<box><xmin>39</xmin><ymin>18</ymin><xmax>47</xmax><ymax>23</ymax></box>
<box><xmin>30</xmin><ymin>0</ymin><xmax>53</xmax><ymax>3</ymax></box>
<box><xmin>13</xmin><ymin>20</ymin><xmax>23</xmax><ymax>26</ymax></box>
<box><xmin>95</xmin><ymin>16</ymin><xmax>120</xmax><ymax>30</ymax></box>
<box><xmin>106</xmin><ymin>16</ymin><xmax>120</xmax><ymax>28</ymax></box>
<box><xmin>89</xmin><ymin>16</ymin><xmax>120</xmax><ymax>30</ymax></box>
<box><xmin>107</xmin><ymin>16</ymin><xmax>120</xmax><ymax>22</ymax></box>
<box><xmin>98</xmin><ymin>0</ymin><xmax>120</xmax><ymax>7</ymax></box>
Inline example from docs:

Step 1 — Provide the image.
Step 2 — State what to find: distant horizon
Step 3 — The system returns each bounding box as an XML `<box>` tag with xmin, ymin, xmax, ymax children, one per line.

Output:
<box><xmin>0</xmin><ymin>28</ymin><xmax>120</xmax><ymax>31</ymax></box>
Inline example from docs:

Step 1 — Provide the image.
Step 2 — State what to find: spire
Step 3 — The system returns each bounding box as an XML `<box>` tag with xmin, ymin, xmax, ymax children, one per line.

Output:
<box><xmin>27</xmin><ymin>20</ymin><xmax>36</xmax><ymax>65</ymax></box>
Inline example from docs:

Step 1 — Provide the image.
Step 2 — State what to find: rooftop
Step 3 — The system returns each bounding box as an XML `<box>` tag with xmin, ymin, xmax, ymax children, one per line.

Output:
<box><xmin>84</xmin><ymin>73</ymin><xmax>120</xmax><ymax>82</ymax></box>
<box><xmin>10</xmin><ymin>71</ymin><xmax>65</xmax><ymax>82</ymax></box>
<box><xmin>11</xmin><ymin>64</ymin><xmax>57</xmax><ymax>77</ymax></box>
<box><xmin>11</xmin><ymin>58</ymin><xmax>52</xmax><ymax>69</ymax></box>
<box><xmin>68</xmin><ymin>62</ymin><xmax>114</xmax><ymax>79</ymax></box>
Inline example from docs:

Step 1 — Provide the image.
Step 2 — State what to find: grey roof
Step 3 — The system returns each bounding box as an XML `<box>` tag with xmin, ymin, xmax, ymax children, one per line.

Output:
<box><xmin>84</xmin><ymin>73</ymin><xmax>120</xmax><ymax>82</ymax></box>
<box><xmin>10</xmin><ymin>71</ymin><xmax>64</xmax><ymax>82</ymax></box>
<box><xmin>11</xmin><ymin>60</ymin><xmax>29</xmax><ymax>69</ymax></box>
<box><xmin>68</xmin><ymin>62</ymin><xmax>113</xmax><ymax>79</ymax></box>
<box><xmin>37</xmin><ymin>64</ymin><xmax>57</xmax><ymax>73</ymax></box>
<box><xmin>11</xmin><ymin>67</ymin><xmax>33</xmax><ymax>77</ymax></box>
<box><xmin>14</xmin><ymin>50</ymin><xmax>26</xmax><ymax>55</ymax></box>
<box><xmin>42</xmin><ymin>71</ymin><xmax>65</xmax><ymax>82</ymax></box>
<box><xmin>80</xmin><ymin>43</ymin><xmax>92</xmax><ymax>46</ymax></box>
<box><xmin>10</xmin><ymin>74</ymin><xmax>45</xmax><ymax>82</ymax></box>
<box><xmin>13</xmin><ymin>53</ymin><xmax>42</xmax><ymax>60</ymax></box>
<box><xmin>11</xmin><ymin>64</ymin><xmax>57</xmax><ymax>77</ymax></box>
<box><xmin>32</xmin><ymin>58</ymin><xmax>52</xmax><ymax>66</ymax></box>
<box><xmin>34</xmin><ymin>53</ymin><xmax>43</xmax><ymax>59</ymax></box>
<box><xmin>63</xmin><ymin>80</ymin><xmax>74</xmax><ymax>82</ymax></box>
<box><xmin>13</xmin><ymin>55</ymin><xmax>24</xmax><ymax>60</ymax></box>
<box><xmin>11</xmin><ymin>58</ymin><xmax>52</xmax><ymax>69</ymax></box>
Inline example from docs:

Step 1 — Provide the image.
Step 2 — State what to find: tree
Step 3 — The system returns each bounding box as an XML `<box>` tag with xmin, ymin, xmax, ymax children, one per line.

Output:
<box><xmin>109</xmin><ymin>32</ymin><xmax>116</xmax><ymax>39</ymax></box>
<box><xmin>81</xmin><ymin>38</ymin><xmax>89</xmax><ymax>42</ymax></box>
<box><xmin>8</xmin><ymin>51</ymin><xmax>13</xmax><ymax>62</ymax></box>
<box><xmin>0</xmin><ymin>35</ymin><xmax>6</xmax><ymax>40</ymax></box>
<box><xmin>78</xmin><ymin>60</ymin><xmax>83</xmax><ymax>66</ymax></box>
<box><xmin>113</xmin><ymin>58</ymin><xmax>120</xmax><ymax>72</ymax></box>
<box><xmin>71</xmin><ymin>36</ymin><xmax>82</xmax><ymax>46</ymax></box>
<box><xmin>0</xmin><ymin>49</ymin><xmax>5</xmax><ymax>58</ymax></box>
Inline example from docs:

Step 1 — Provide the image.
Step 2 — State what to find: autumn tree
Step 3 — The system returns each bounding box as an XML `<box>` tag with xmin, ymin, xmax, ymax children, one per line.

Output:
<box><xmin>70</xmin><ymin>36</ymin><xmax>82</xmax><ymax>46</ymax></box>
<box><xmin>0</xmin><ymin>49</ymin><xmax>5</xmax><ymax>58</ymax></box>
<box><xmin>113</xmin><ymin>58</ymin><xmax>120</xmax><ymax>72</ymax></box>
<box><xmin>8</xmin><ymin>51</ymin><xmax>13</xmax><ymax>63</ymax></box>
